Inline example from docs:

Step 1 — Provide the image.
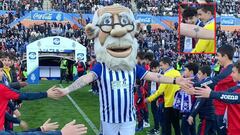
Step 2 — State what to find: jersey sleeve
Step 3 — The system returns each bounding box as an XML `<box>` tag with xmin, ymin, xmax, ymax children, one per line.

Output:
<box><xmin>210</xmin><ymin>91</ymin><xmax>240</xmax><ymax>104</ymax></box>
<box><xmin>90</xmin><ymin>62</ymin><xmax>102</xmax><ymax>80</ymax></box>
<box><xmin>136</xmin><ymin>65</ymin><xmax>148</xmax><ymax>80</ymax></box>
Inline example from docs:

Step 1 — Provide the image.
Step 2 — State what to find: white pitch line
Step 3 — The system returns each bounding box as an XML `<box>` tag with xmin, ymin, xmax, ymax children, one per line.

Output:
<box><xmin>59</xmin><ymin>85</ymin><xmax>99</xmax><ymax>135</ymax></box>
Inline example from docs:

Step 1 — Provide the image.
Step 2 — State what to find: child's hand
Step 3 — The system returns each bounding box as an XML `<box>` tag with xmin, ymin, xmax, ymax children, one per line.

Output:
<box><xmin>144</xmin><ymin>98</ymin><xmax>149</xmax><ymax>104</ymax></box>
<box><xmin>19</xmin><ymin>82</ymin><xmax>28</xmax><ymax>87</ymax></box>
<box><xmin>194</xmin><ymin>85</ymin><xmax>212</xmax><ymax>98</ymax></box>
<box><xmin>187</xmin><ymin>116</ymin><xmax>194</xmax><ymax>125</ymax></box>
<box><xmin>20</xmin><ymin>120</ymin><xmax>28</xmax><ymax>130</ymax></box>
<box><xmin>61</xmin><ymin>120</ymin><xmax>87</xmax><ymax>135</ymax></box>
<box><xmin>41</xmin><ymin>118</ymin><xmax>59</xmax><ymax>132</ymax></box>
<box><xmin>13</xmin><ymin>109</ymin><xmax>21</xmax><ymax>117</ymax></box>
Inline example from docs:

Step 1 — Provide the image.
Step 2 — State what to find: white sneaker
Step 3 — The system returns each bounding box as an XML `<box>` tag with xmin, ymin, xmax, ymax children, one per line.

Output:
<box><xmin>143</xmin><ymin>121</ymin><xmax>150</xmax><ymax>128</ymax></box>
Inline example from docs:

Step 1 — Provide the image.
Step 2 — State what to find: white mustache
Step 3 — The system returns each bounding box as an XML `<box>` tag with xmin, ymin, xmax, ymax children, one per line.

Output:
<box><xmin>104</xmin><ymin>35</ymin><xmax>134</xmax><ymax>48</ymax></box>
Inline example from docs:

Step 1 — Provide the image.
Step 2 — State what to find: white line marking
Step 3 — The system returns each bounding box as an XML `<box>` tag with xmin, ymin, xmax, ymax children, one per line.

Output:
<box><xmin>59</xmin><ymin>84</ymin><xmax>99</xmax><ymax>135</ymax></box>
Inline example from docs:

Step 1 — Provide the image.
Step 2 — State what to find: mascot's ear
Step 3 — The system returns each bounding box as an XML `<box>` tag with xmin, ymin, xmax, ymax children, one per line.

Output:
<box><xmin>85</xmin><ymin>23</ymin><xmax>99</xmax><ymax>39</ymax></box>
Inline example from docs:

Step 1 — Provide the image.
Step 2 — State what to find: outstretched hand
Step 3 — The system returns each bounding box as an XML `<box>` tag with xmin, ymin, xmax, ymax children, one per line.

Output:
<box><xmin>61</xmin><ymin>120</ymin><xmax>87</xmax><ymax>135</ymax></box>
<box><xmin>19</xmin><ymin>81</ymin><xmax>28</xmax><ymax>87</ymax></box>
<box><xmin>47</xmin><ymin>86</ymin><xmax>65</xmax><ymax>100</ymax></box>
<box><xmin>41</xmin><ymin>118</ymin><xmax>59</xmax><ymax>132</ymax></box>
<box><xmin>20</xmin><ymin>120</ymin><xmax>28</xmax><ymax>130</ymax></box>
<box><xmin>194</xmin><ymin>85</ymin><xmax>212</xmax><ymax>98</ymax></box>
<box><xmin>176</xmin><ymin>77</ymin><xmax>193</xmax><ymax>90</ymax></box>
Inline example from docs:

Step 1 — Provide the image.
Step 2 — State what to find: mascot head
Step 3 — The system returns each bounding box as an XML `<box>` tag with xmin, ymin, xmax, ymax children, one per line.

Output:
<box><xmin>85</xmin><ymin>4</ymin><xmax>141</xmax><ymax>71</ymax></box>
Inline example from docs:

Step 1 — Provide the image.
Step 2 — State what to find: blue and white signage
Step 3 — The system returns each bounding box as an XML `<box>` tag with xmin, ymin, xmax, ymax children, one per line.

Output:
<box><xmin>27</xmin><ymin>36</ymin><xmax>87</xmax><ymax>84</ymax></box>
<box><xmin>53</xmin><ymin>38</ymin><xmax>60</xmax><ymax>45</ymax></box>
<box><xmin>136</xmin><ymin>15</ymin><xmax>152</xmax><ymax>24</ymax></box>
<box><xmin>31</xmin><ymin>11</ymin><xmax>63</xmax><ymax>21</ymax></box>
<box><xmin>221</xmin><ymin>17</ymin><xmax>235</xmax><ymax>25</ymax></box>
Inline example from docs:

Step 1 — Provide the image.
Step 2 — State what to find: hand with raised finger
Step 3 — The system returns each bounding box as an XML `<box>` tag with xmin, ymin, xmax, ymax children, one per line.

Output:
<box><xmin>41</xmin><ymin>118</ymin><xmax>59</xmax><ymax>132</ymax></box>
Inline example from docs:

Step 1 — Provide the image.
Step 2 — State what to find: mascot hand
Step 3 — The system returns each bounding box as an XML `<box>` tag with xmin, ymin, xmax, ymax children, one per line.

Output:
<box><xmin>85</xmin><ymin>24</ymin><xmax>98</xmax><ymax>39</ymax></box>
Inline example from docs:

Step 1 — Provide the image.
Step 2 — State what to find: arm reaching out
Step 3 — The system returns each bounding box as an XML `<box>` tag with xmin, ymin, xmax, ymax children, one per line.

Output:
<box><xmin>144</xmin><ymin>72</ymin><xmax>193</xmax><ymax>89</ymax></box>
<box><xmin>194</xmin><ymin>85</ymin><xmax>240</xmax><ymax>104</ymax></box>
<box><xmin>59</xmin><ymin>72</ymin><xmax>97</xmax><ymax>95</ymax></box>
<box><xmin>180</xmin><ymin>23</ymin><xmax>214</xmax><ymax>40</ymax></box>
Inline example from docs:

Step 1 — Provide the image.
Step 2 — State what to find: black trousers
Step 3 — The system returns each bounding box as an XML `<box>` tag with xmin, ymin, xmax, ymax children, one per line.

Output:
<box><xmin>60</xmin><ymin>69</ymin><xmax>68</xmax><ymax>83</ymax></box>
<box><xmin>215</xmin><ymin>115</ymin><xmax>226</xmax><ymax>135</ymax></box>
<box><xmin>181</xmin><ymin>113</ymin><xmax>196</xmax><ymax>135</ymax></box>
<box><xmin>164</xmin><ymin>107</ymin><xmax>181</xmax><ymax>135</ymax></box>
<box><xmin>197</xmin><ymin>118</ymin><xmax>216</xmax><ymax>135</ymax></box>
<box><xmin>151</xmin><ymin>99</ymin><xmax>160</xmax><ymax>130</ymax></box>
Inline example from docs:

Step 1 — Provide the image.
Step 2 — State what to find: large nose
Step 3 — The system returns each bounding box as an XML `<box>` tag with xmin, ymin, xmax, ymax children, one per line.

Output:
<box><xmin>110</xmin><ymin>15</ymin><xmax>127</xmax><ymax>37</ymax></box>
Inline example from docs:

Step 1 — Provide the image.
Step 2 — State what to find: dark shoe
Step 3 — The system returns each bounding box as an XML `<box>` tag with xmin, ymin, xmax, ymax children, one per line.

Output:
<box><xmin>135</xmin><ymin>126</ymin><xmax>143</xmax><ymax>132</ymax></box>
<box><xmin>147</xmin><ymin>128</ymin><xmax>160</xmax><ymax>135</ymax></box>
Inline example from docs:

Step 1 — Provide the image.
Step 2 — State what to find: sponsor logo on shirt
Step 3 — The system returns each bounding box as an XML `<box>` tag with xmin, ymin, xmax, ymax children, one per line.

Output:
<box><xmin>111</xmin><ymin>79</ymin><xmax>128</xmax><ymax>90</ymax></box>
<box><xmin>220</xmin><ymin>94</ymin><xmax>238</xmax><ymax>100</ymax></box>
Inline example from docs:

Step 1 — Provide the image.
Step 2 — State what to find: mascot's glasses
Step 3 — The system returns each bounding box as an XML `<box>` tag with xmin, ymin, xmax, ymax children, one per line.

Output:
<box><xmin>96</xmin><ymin>23</ymin><xmax>135</xmax><ymax>34</ymax></box>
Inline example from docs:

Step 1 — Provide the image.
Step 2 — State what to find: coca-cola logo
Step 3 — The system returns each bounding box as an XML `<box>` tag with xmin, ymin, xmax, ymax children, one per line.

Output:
<box><xmin>221</xmin><ymin>18</ymin><xmax>235</xmax><ymax>25</ymax></box>
<box><xmin>137</xmin><ymin>16</ymin><xmax>152</xmax><ymax>24</ymax></box>
<box><xmin>32</xmin><ymin>13</ymin><xmax>53</xmax><ymax>20</ymax></box>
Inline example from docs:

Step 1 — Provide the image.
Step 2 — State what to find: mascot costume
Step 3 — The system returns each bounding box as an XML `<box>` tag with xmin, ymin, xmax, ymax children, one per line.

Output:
<box><xmin>54</xmin><ymin>4</ymin><xmax>191</xmax><ymax>135</ymax></box>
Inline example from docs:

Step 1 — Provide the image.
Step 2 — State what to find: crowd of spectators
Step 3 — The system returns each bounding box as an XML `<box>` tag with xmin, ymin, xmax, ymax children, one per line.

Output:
<box><xmin>0</xmin><ymin>20</ymin><xmax>239</xmax><ymax>67</ymax></box>
<box><xmin>0</xmin><ymin>0</ymin><xmax>239</xmax><ymax>66</ymax></box>
<box><xmin>0</xmin><ymin>0</ymin><xmax>44</xmax><ymax>30</ymax></box>
<box><xmin>0</xmin><ymin>0</ymin><xmax>43</xmax><ymax>13</ymax></box>
<box><xmin>50</xmin><ymin>0</ymin><xmax>131</xmax><ymax>13</ymax></box>
<box><xmin>135</xmin><ymin>0</ymin><xmax>178</xmax><ymax>16</ymax></box>
<box><xmin>219</xmin><ymin>0</ymin><xmax>239</xmax><ymax>15</ymax></box>
<box><xmin>0</xmin><ymin>0</ymin><xmax>239</xmax><ymax>17</ymax></box>
<box><xmin>0</xmin><ymin>22</ymin><xmax>92</xmax><ymax>57</ymax></box>
<box><xmin>217</xmin><ymin>26</ymin><xmax>240</xmax><ymax>48</ymax></box>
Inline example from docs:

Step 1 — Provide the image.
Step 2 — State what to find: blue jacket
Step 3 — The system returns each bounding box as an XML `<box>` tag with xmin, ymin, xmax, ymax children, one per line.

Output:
<box><xmin>0</xmin><ymin>131</ymin><xmax>62</xmax><ymax>135</ymax></box>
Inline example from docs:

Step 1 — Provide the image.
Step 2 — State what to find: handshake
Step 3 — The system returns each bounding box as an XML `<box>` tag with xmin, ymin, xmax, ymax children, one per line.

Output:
<box><xmin>46</xmin><ymin>86</ymin><xmax>69</xmax><ymax>100</ymax></box>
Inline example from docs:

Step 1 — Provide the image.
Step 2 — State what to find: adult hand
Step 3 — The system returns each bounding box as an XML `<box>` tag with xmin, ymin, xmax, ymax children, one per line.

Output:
<box><xmin>176</xmin><ymin>77</ymin><xmax>193</xmax><ymax>90</ymax></box>
<box><xmin>47</xmin><ymin>86</ymin><xmax>63</xmax><ymax>100</ymax></box>
<box><xmin>53</xmin><ymin>87</ymin><xmax>69</xmax><ymax>96</ymax></box>
<box><xmin>183</xmin><ymin>86</ymin><xmax>195</xmax><ymax>95</ymax></box>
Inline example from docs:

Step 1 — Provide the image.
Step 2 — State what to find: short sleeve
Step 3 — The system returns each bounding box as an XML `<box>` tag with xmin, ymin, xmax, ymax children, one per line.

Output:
<box><xmin>136</xmin><ymin>65</ymin><xmax>148</xmax><ymax>80</ymax></box>
<box><xmin>90</xmin><ymin>62</ymin><xmax>102</xmax><ymax>79</ymax></box>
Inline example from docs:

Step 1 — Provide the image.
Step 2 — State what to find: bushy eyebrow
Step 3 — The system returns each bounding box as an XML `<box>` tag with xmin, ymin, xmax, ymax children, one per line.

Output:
<box><xmin>98</xmin><ymin>13</ymin><xmax>112</xmax><ymax>24</ymax></box>
<box><xmin>118</xmin><ymin>12</ymin><xmax>134</xmax><ymax>22</ymax></box>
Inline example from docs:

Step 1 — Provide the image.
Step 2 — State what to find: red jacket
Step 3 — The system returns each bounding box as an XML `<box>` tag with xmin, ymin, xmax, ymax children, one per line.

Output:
<box><xmin>214</xmin><ymin>65</ymin><xmax>237</xmax><ymax>115</ymax></box>
<box><xmin>0</xmin><ymin>84</ymin><xmax>19</xmax><ymax>130</ymax></box>
<box><xmin>0</xmin><ymin>84</ymin><xmax>47</xmax><ymax>130</ymax></box>
<box><xmin>134</xmin><ymin>86</ymin><xmax>147</xmax><ymax>110</ymax></box>
<box><xmin>227</xmin><ymin>88</ymin><xmax>240</xmax><ymax>135</ymax></box>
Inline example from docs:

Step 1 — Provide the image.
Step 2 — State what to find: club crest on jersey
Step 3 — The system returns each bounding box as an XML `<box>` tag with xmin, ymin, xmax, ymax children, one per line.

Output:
<box><xmin>111</xmin><ymin>79</ymin><xmax>128</xmax><ymax>90</ymax></box>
